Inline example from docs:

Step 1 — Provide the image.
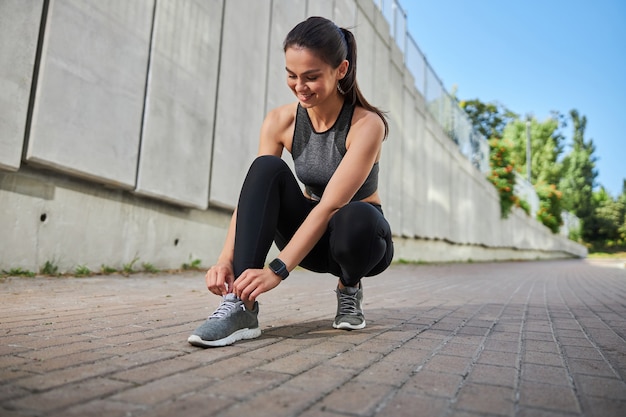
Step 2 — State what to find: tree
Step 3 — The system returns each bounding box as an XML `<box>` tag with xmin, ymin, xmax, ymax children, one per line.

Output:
<box><xmin>591</xmin><ymin>182</ymin><xmax>626</xmax><ymax>249</ymax></box>
<box><xmin>592</xmin><ymin>187</ymin><xmax>624</xmax><ymax>246</ymax></box>
<box><xmin>487</xmin><ymin>137</ymin><xmax>518</xmax><ymax>218</ymax></box>
<box><xmin>503</xmin><ymin>117</ymin><xmax>565</xmax><ymax>232</ymax></box>
<box><xmin>619</xmin><ymin>180</ymin><xmax>626</xmax><ymax>245</ymax></box>
<box><xmin>503</xmin><ymin>117</ymin><xmax>565</xmax><ymax>185</ymax></box>
<box><xmin>559</xmin><ymin>109</ymin><xmax>598</xmax><ymax>242</ymax></box>
<box><xmin>460</xmin><ymin>99</ymin><xmax>524</xmax><ymax>218</ymax></box>
<box><xmin>459</xmin><ymin>99</ymin><xmax>517</xmax><ymax>139</ymax></box>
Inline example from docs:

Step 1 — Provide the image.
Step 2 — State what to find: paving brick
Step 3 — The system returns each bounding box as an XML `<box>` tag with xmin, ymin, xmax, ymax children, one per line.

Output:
<box><xmin>402</xmin><ymin>369</ymin><xmax>463</xmax><ymax>398</ymax></box>
<box><xmin>423</xmin><ymin>354</ymin><xmax>472</xmax><ymax>375</ymax></box>
<box><xmin>467</xmin><ymin>363</ymin><xmax>516</xmax><ymax>388</ymax></box>
<box><xmin>50</xmin><ymin>399</ymin><xmax>147</xmax><ymax>417</ymax></box>
<box><xmin>524</xmin><ymin>340</ymin><xmax>560</xmax><ymax>354</ymax></box>
<box><xmin>7</xmin><ymin>377</ymin><xmax>132</xmax><ymax>413</ymax></box>
<box><xmin>440</xmin><ymin>341</ymin><xmax>481</xmax><ymax>357</ymax></box>
<box><xmin>454</xmin><ymin>383</ymin><xmax>515</xmax><ymax>416</ymax></box>
<box><xmin>353</xmin><ymin>358</ymin><xmax>414</xmax><ymax>387</ymax></box>
<box><xmin>108</xmin><ymin>372</ymin><xmax>211</xmax><ymax>405</ymax></box>
<box><xmin>579</xmin><ymin>396</ymin><xmax>626</xmax><ymax>417</ymax></box>
<box><xmin>573</xmin><ymin>374</ymin><xmax>626</xmax><ymax>399</ymax></box>
<box><xmin>206</xmin><ymin>369</ymin><xmax>290</xmax><ymax>400</ymax></box>
<box><xmin>516</xmin><ymin>406</ymin><xmax>580</xmax><ymax>417</ymax></box>
<box><xmin>482</xmin><ymin>338</ymin><xmax>520</xmax><ymax>353</ymax></box>
<box><xmin>110</xmin><ymin>356</ymin><xmax>199</xmax><ymax>384</ymax></box>
<box><xmin>476</xmin><ymin>350</ymin><xmax>517</xmax><ymax>367</ymax></box>
<box><xmin>287</xmin><ymin>363</ymin><xmax>356</xmax><ymax>393</ymax></box>
<box><xmin>523</xmin><ymin>350</ymin><xmax>563</xmax><ymax>367</ymax></box>
<box><xmin>521</xmin><ymin>363</ymin><xmax>571</xmax><ymax>386</ymax></box>
<box><xmin>518</xmin><ymin>380</ymin><xmax>581</xmax><ymax>413</ymax></box>
<box><xmin>318</xmin><ymin>380</ymin><xmax>395</xmax><ymax>416</ymax></box>
<box><xmin>373</xmin><ymin>391</ymin><xmax>449</xmax><ymax>417</ymax></box>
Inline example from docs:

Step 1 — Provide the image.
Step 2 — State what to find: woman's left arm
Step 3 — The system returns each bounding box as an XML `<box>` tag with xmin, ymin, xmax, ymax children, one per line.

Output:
<box><xmin>233</xmin><ymin>109</ymin><xmax>385</xmax><ymax>301</ymax></box>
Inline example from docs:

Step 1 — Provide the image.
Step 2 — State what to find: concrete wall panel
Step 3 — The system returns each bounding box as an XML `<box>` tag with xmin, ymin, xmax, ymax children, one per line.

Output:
<box><xmin>401</xmin><ymin>77</ymin><xmax>418</xmax><ymax>237</ymax></box>
<box><xmin>265</xmin><ymin>0</ymin><xmax>306</xmax><ymax>114</ymax></box>
<box><xmin>266</xmin><ymin>1</ymin><xmax>307</xmax><ymax>171</ymax></box>
<box><xmin>383</xmin><ymin>55</ymin><xmax>404</xmax><ymax>234</ymax></box>
<box><xmin>0</xmin><ymin>169</ymin><xmax>232</xmax><ymax>272</ymax></box>
<box><xmin>210</xmin><ymin>0</ymin><xmax>271</xmax><ymax>208</ymax></box>
<box><xmin>135</xmin><ymin>0</ymin><xmax>223</xmax><ymax>209</ymax></box>
<box><xmin>305</xmin><ymin>0</ymin><xmax>333</xmax><ymax>18</ymax></box>
<box><xmin>0</xmin><ymin>0</ymin><xmax>43</xmax><ymax>171</ymax></box>
<box><xmin>333</xmin><ymin>0</ymin><xmax>358</xmax><ymax>27</ymax></box>
<box><xmin>26</xmin><ymin>0</ymin><xmax>153</xmax><ymax>188</ymax></box>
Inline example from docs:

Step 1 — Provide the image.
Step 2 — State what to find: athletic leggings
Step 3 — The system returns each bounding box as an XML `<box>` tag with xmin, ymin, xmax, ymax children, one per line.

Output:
<box><xmin>232</xmin><ymin>155</ymin><xmax>394</xmax><ymax>287</ymax></box>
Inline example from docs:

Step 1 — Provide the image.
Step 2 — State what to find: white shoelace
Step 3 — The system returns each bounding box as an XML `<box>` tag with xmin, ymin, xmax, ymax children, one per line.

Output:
<box><xmin>208</xmin><ymin>298</ymin><xmax>242</xmax><ymax>319</ymax></box>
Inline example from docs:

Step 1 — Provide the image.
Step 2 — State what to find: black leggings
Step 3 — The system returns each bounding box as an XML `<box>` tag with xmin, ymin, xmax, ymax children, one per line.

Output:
<box><xmin>233</xmin><ymin>155</ymin><xmax>394</xmax><ymax>287</ymax></box>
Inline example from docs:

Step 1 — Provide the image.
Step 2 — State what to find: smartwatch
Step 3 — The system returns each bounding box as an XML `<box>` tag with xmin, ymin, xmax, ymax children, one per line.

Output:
<box><xmin>269</xmin><ymin>258</ymin><xmax>289</xmax><ymax>280</ymax></box>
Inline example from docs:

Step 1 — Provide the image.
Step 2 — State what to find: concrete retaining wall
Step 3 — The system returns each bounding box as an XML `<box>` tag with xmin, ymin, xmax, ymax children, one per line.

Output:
<box><xmin>0</xmin><ymin>0</ymin><xmax>586</xmax><ymax>273</ymax></box>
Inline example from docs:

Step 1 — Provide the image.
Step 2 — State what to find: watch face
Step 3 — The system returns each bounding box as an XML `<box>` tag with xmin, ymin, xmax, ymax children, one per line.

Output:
<box><xmin>270</xmin><ymin>259</ymin><xmax>288</xmax><ymax>279</ymax></box>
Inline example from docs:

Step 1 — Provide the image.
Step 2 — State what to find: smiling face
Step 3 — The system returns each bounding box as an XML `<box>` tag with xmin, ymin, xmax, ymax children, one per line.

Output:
<box><xmin>285</xmin><ymin>46</ymin><xmax>348</xmax><ymax>108</ymax></box>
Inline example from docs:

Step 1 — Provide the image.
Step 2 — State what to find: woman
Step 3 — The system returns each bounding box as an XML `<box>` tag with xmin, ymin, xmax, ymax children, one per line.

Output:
<box><xmin>188</xmin><ymin>16</ymin><xmax>394</xmax><ymax>347</ymax></box>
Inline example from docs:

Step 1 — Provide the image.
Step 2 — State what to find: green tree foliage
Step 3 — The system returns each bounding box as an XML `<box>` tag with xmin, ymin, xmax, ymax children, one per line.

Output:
<box><xmin>487</xmin><ymin>137</ymin><xmax>518</xmax><ymax>218</ymax></box>
<box><xmin>460</xmin><ymin>99</ymin><xmax>523</xmax><ymax>218</ymax></box>
<box><xmin>535</xmin><ymin>182</ymin><xmax>563</xmax><ymax>233</ymax></box>
<box><xmin>619</xmin><ymin>181</ymin><xmax>626</xmax><ymax>245</ymax></box>
<box><xmin>503</xmin><ymin>117</ymin><xmax>565</xmax><ymax>232</ymax></box>
<box><xmin>459</xmin><ymin>99</ymin><xmax>517</xmax><ymax>139</ymax></box>
<box><xmin>559</xmin><ymin>110</ymin><xmax>598</xmax><ymax>241</ymax></box>
<box><xmin>503</xmin><ymin>117</ymin><xmax>565</xmax><ymax>185</ymax></box>
<box><xmin>590</xmin><ymin>186</ymin><xmax>626</xmax><ymax>248</ymax></box>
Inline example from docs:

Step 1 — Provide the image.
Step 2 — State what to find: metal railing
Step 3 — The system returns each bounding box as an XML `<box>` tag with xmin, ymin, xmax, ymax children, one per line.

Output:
<box><xmin>374</xmin><ymin>0</ymin><xmax>489</xmax><ymax>173</ymax></box>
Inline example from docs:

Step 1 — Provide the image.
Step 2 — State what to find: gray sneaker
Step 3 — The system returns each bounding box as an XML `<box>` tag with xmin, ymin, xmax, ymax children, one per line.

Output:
<box><xmin>188</xmin><ymin>293</ymin><xmax>261</xmax><ymax>347</ymax></box>
<box><xmin>333</xmin><ymin>284</ymin><xmax>366</xmax><ymax>330</ymax></box>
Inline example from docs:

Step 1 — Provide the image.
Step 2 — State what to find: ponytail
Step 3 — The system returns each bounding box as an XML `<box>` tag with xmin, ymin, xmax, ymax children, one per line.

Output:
<box><xmin>339</xmin><ymin>28</ymin><xmax>388</xmax><ymax>139</ymax></box>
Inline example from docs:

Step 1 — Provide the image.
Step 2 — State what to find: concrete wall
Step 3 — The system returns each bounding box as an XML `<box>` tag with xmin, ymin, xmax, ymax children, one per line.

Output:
<box><xmin>0</xmin><ymin>0</ymin><xmax>586</xmax><ymax>273</ymax></box>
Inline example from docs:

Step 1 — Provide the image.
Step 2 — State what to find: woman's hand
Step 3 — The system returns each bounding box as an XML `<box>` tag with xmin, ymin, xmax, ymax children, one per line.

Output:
<box><xmin>205</xmin><ymin>261</ymin><xmax>235</xmax><ymax>296</ymax></box>
<box><xmin>233</xmin><ymin>268</ymin><xmax>282</xmax><ymax>302</ymax></box>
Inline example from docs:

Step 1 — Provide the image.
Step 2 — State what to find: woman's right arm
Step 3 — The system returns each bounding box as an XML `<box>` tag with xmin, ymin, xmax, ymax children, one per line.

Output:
<box><xmin>205</xmin><ymin>207</ymin><xmax>237</xmax><ymax>296</ymax></box>
<box><xmin>205</xmin><ymin>104</ymin><xmax>294</xmax><ymax>296</ymax></box>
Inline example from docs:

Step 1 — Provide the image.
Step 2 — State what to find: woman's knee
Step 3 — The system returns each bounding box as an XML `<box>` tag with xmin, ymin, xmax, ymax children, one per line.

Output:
<box><xmin>332</xmin><ymin>202</ymin><xmax>385</xmax><ymax>234</ymax></box>
<box><xmin>249</xmin><ymin>155</ymin><xmax>289</xmax><ymax>176</ymax></box>
<box><xmin>330</xmin><ymin>203</ymin><xmax>389</xmax><ymax>252</ymax></box>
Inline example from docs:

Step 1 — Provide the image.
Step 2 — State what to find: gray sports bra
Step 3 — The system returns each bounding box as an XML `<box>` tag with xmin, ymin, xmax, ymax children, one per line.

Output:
<box><xmin>291</xmin><ymin>101</ymin><xmax>379</xmax><ymax>201</ymax></box>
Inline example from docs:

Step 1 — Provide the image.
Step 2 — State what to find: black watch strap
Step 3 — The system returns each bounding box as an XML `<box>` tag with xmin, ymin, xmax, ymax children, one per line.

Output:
<box><xmin>269</xmin><ymin>258</ymin><xmax>289</xmax><ymax>280</ymax></box>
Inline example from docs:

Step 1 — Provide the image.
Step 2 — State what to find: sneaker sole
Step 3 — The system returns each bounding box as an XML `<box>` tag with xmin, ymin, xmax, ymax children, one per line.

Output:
<box><xmin>333</xmin><ymin>321</ymin><xmax>366</xmax><ymax>330</ymax></box>
<box><xmin>187</xmin><ymin>327</ymin><xmax>261</xmax><ymax>348</ymax></box>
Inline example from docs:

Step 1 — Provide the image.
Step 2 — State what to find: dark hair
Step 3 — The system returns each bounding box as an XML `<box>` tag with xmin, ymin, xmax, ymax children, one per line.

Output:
<box><xmin>283</xmin><ymin>16</ymin><xmax>389</xmax><ymax>139</ymax></box>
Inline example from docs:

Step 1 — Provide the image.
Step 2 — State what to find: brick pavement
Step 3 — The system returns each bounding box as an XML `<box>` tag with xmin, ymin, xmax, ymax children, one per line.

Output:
<box><xmin>1</xmin><ymin>259</ymin><xmax>625</xmax><ymax>417</ymax></box>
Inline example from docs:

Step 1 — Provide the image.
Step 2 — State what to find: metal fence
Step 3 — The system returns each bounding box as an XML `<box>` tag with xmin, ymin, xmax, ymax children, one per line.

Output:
<box><xmin>374</xmin><ymin>0</ymin><xmax>490</xmax><ymax>173</ymax></box>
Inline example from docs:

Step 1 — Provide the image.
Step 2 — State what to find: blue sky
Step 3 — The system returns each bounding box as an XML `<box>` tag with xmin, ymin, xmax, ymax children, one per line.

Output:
<box><xmin>399</xmin><ymin>0</ymin><xmax>625</xmax><ymax>198</ymax></box>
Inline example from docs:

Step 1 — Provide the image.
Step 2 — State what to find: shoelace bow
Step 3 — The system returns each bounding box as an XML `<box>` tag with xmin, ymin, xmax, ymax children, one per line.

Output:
<box><xmin>208</xmin><ymin>298</ymin><xmax>243</xmax><ymax>319</ymax></box>
<box><xmin>337</xmin><ymin>291</ymin><xmax>359</xmax><ymax>315</ymax></box>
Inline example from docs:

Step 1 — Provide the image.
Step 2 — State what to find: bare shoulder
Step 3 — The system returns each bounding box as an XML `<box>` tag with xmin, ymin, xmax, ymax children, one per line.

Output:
<box><xmin>264</xmin><ymin>102</ymin><xmax>298</xmax><ymax>131</ymax></box>
<box><xmin>260</xmin><ymin>102</ymin><xmax>298</xmax><ymax>153</ymax></box>
<box><xmin>350</xmin><ymin>106</ymin><xmax>385</xmax><ymax>141</ymax></box>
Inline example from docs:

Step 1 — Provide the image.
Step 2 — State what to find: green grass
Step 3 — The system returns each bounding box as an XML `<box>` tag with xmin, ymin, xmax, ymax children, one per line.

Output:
<box><xmin>182</xmin><ymin>258</ymin><xmax>202</xmax><ymax>270</ymax></box>
<box><xmin>40</xmin><ymin>260</ymin><xmax>59</xmax><ymax>276</ymax></box>
<box><xmin>100</xmin><ymin>265</ymin><xmax>118</xmax><ymax>274</ymax></box>
<box><xmin>122</xmin><ymin>256</ymin><xmax>139</xmax><ymax>274</ymax></box>
<box><xmin>74</xmin><ymin>265</ymin><xmax>91</xmax><ymax>276</ymax></box>
<box><xmin>587</xmin><ymin>251</ymin><xmax>626</xmax><ymax>259</ymax></box>
<box><xmin>1</xmin><ymin>268</ymin><xmax>35</xmax><ymax>277</ymax></box>
<box><xmin>142</xmin><ymin>262</ymin><xmax>159</xmax><ymax>273</ymax></box>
